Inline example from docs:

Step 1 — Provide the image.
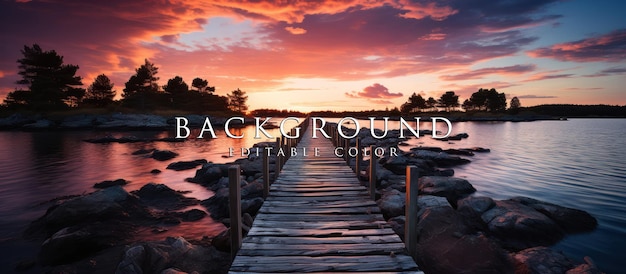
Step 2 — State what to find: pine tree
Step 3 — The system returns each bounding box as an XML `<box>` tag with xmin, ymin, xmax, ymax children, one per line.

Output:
<box><xmin>83</xmin><ymin>74</ymin><xmax>115</xmax><ymax>107</ymax></box>
<box><xmin>227</xmin><ymin>88</ymin><xmax>248</xmax><ymax>113</ymax></box>
<box><xmin>4</xmin><ymin>44</ymin><xmax>84</xmax><ymax>110</ymax></box>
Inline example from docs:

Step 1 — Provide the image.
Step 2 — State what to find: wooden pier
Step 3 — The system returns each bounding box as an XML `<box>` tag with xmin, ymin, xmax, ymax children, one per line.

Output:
<box><xmin>229</xmin><ymin>122</ymin><xmax>422</xmax><ymax>273</ymax></box>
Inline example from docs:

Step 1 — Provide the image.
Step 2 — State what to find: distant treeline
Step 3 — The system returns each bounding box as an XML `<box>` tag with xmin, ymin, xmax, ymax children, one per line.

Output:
<box><xmin>522</xmin><ymin>104</ymin><xmax>626</xmax><ymax>118</ymax></box>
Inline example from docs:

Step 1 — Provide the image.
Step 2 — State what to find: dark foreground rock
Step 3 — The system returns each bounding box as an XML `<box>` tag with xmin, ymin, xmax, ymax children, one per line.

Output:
<box><xmin>25</xmin><ymin>185</ymin><xmax>212</xmax><ymax>267</ymax></box>
<box><xmin>510</xmin><ymin>196</ymin><xmax>598</xmax><ymax>233</ymax></box>
<box><xmin>94</xmin><ymin>178</ymin><xmax>129</xmax><ymax>189</ymax></box>
<box><xmin>132</xmin><ymin>183</ymin><xmax>200</xmax><ymax>210</ymax></box>
<box><xmin>415</xmin><ymin>207</ymin><xmax>514</xmax><ymax>274</ymax></box>
<box><xmin>166</xmin><ymin>159</ymin><xmax>208</xmax><ymax>171</ymax></box>
<box><xmin>513</xmin><ymin>247</ymin><xmax>603</xmax><ymax>274</ymax></box>
<box><xmin>151</xmin><ymin>150</ymin><xmax>179</xmax><ymax>161</ymax></box>
<box><xmin>418</xmin><ymin>176</ymin><xmax>476</xmax><ymax>203</ymax></box>
<box><xmin>116</xmin><ymin>236</ymin><xmax>229</xmax><ymax>274</ymax></box>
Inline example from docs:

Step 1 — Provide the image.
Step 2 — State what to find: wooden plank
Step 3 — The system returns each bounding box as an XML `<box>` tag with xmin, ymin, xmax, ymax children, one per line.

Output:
<box><xmin>242</xmin><ymin>235</ymin><xmax>404</xmax><ymax>245</ymax></box>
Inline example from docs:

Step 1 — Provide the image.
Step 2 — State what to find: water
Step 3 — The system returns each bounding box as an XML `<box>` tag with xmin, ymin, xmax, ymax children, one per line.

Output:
<box><xmin>1</xmin><ymin>118</ymin><xmax>625</xmax><ymax>273</ymax></box>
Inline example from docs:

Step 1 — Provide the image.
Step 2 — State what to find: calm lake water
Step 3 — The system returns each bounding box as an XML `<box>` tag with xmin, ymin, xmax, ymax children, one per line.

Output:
<box><xmin>1</xmin><ymin>118</ymin><xmax>625</xmax><ymax>273</ymax></box>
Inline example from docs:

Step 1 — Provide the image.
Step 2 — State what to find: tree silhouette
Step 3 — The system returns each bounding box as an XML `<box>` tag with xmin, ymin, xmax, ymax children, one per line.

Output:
<box><xmin>465</xmin><ymin>88</ymin><xmax>507</xmax><ymax>112</ymax></box>
<box><xmin>164</xmin><ymin>76</ymin><xmax>189</xmax><ymax>95</ymax></box>
<box><xmin>437</xmin><ymin>91</ymin><xmax>459</xmax><ymax>112</ymax></box>
<box><xmin>192</xmin><ymin>77</ymin><xmax>215</xmax><ymax>93</ymax></box>
<box><xmin>227</xmin><ymin>88</ymin><xmax>248</xmax><ymax>113</ymax></box>
<box><xmin>426</xmin><ymin>97</ymin><xmax>438</xmax><ymax>111</ymax></box>
<box><xmin>83</xmin><ymin>74</ymin><xmax>115</xmax><ymax>107</ymax></box>
<box><xmin>401</xmin><ymin>92</ymin><xmax>427</xmax><ymax>113</ymax></box>
<box><xmin>122</xmin><ymin>59</ymin><xmax>161</xmax><ymax>109</ymax></box>
<box><xmin>509</xmin><ymin>96</ymin><xmax>521</xmax><ymax>114</ymax></box>
<box><xmin>3</xmin><ymin>44</ymin><xmax>84</xmax><ymax>110</ymax></box>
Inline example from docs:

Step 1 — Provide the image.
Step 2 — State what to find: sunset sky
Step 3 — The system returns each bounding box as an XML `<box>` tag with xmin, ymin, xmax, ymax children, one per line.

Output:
<box><xmin>1</xmin><ymin>0</ymin><xmax>625</xmax><ymax>111</ymax></box>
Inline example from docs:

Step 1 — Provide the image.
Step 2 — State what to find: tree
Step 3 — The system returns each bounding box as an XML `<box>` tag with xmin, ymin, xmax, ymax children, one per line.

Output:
<box><xmin>401</xmin><ymin>92</ymin><xmax>427</xmax><ymax>113</ymax></box>
<box><xmin>437</xmin><ymin>91</ymin><xmax>459</xmax><ymax>112</ymax></box>
<box><xmin>426</xmin><ymin>97</ymin><xmax>438</xmax><ymax>111</ymax></box>
<box><xmin>83</xmin><ymin>74</ymin><xmax>115</xmax><ymax>107</ymax></box>
<box><xmin>3</xmin><ymin>44</ymin><xmax>84</xmax><ymax>110</ymax></box>
<box><xmin>122</xmin><ymin>59</ymin><xmax>161</xmax><ymax>109</ymax></box>
<box><xmin>122</xmin><ymin>59</ymin><xmax>159</xmax><ymax>98</ymax></box>
<box><xmin>164</xmin><ymin>76</ymin><xmax>189</xmax><ymax>95</ymax></box>
<box><xmin>465</xmin><ymin>88</ymin><xmax>507</xmax><ymax>112</ymax></box>
<box><xmin>509</xmin><ymin>96</ymin><xmax>521</xmax><ymax>114</ymax></box>
<box><xmin>192</xmin><ymin>77</ymin><xmax>215</xmax><ymax>93</ymax></box>
<box><xmin>227</xmin><ymin>88</ymin><xmax>248</xmax><ymax>113</ymax></box>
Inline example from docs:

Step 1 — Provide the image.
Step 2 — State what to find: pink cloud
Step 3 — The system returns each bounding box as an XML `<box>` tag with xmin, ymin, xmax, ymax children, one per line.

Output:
<box><xmin>528</xmin><ymin>29</ymin><xmax>626</xmax><ymax>62</ymax></box>
<box><xmin>345</xmin><ymin>83</ymin><xmax>403</xmax><ymax>100</ymax></box>
<box><xmin>440</xmin><ymin>64</ymin><xmax>536</xmax><ymax>81</ymax></box>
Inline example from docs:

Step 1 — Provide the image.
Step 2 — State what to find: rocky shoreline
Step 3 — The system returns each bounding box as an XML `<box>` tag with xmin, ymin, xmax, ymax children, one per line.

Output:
<box><xmin>14</xmin><ymin>123</ymin><xmax>603</xmax><ymax>273</ymax></box>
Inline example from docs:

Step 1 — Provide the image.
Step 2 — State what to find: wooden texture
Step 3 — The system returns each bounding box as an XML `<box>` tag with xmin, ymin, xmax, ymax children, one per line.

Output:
<box><xmin>229</xmin><ymin>124</ymin><xmax>422</xmax><ymax>273</ymax></box>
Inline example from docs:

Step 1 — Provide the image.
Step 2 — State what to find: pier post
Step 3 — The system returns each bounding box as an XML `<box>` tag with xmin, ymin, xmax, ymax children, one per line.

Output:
<box><xmin>228</xmin><ymin>165</ymin><xmax>242</xmax><ymax>259</ymax></box>
<box><xmin>368</xmin><ymin>145</ymin><xmax>376</xmax><ymax>200</ymax></box>
<box><xmin>405</xmin><ymin>165</ymin><xmax>419</xmax><ymax>260</ymax></box>
<box><xmin>274</xmin><ymin>137</ymin><xmax>281</xmax><ymax>180</ymax></box>
<box><xmin>263</xmin><ymin>148</ymin><xmax>270</xmax><ymax>198</ymax></box>
<box><xmin>355</xmin><ymin>137</ymin><xmax>361</xmax><ymax>179</ymax></box>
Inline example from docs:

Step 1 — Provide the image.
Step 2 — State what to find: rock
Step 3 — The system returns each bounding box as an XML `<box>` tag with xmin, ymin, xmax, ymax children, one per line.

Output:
<box><xmin>98</xmin><ymin>113</ymin><xmax>168</xmax><ymax>129</ymax></box>
<box><xmin>242</xmin><ymin>197</ymin><xmax>264</xmax><ymax>215</ymax></box>
<box><xmin>176</xmin><ymin>209</ymin><xmax>207</xmax><ymax>222</ymax></box>
<box><xmin>60</xmin><ymin>115</ymin><xmax>96</xmax><ymax>128</ymax></box>
<box><xmin>241</xmin><ymin>181</ymin><xmax>264</xmax><ymax>199</ymax></box>
<box><xmin>211</xmin><ymin>229</ymin><xmax>231</xmax><ymax>252</ymax></box>
<box><xmin>25</xmin><ymin>186</ymin><xmax>146</xmax><ymax>237</ymax></box>
<box><xmin>566</xmin><ymin>257</ymin><xmax>604</xmax><ymax>274</ymax></box>
<box><xmin>411</xmin><ymin>150</ymin><xmax>471</xmax><ymax>167</ymax></box>
<box><xmin>0</xmin><ymin>113</ymin><xmax>34</xmax><ymax>128</ymax></box>
<box><xmin>39</xmin><ymin>224</ymin><xmax>124</xmax><ymax>265</ymax></box>
<box><xmin>116</xmin><ymin>237</ymin><xmax>229</xmax><ymax>274</ymax></box>
<box><xmin>464</xmin><ymin>147</ymin><xmax>490</xmax><ymax>153</ymax></box>
<box><xmin>415</xmin><ymin>207</ymin><xmax>513</xmax><ymax>273</ymax></box>
<box><xmin>417</xmin><ymin>195</ymin><xmax>451</xmax><ymax>213</ymax></box>
<box><xmin>435</xmin><ymin>168</ymin><xmax>454</xmax><ymax>177</ymax></box>
<box><xmin>481</xmin><ymin>200</ymin><xmax>564</xmax><ymax>250</ymax></box>
<box><xmin>202</xmin><ymin>188</ymin><xmax>230</xmax><ymax>220</ymax></box>
<box><xmin>510</xmin><ymin>196</ymin><xmax>597</xmax><ymax>233</ymax></box>
<box><xmin>418</xmin><ymin>176</ymin><xmax>476</xmax><ymax>203</ymax></box>
<box><xmin>458</xmin><ymin>196</ymin><xmax>495</xmax><ymax>216</ymax></box>
<box><xmin>377</xmin><ymin>189</ymin><xmax>405</xmax><ymax>219</ymax></box>
<box><xmin>94</xmin><ymin>178</ymin><xmax>128</xmax><ymax>189</ymax></box>
<box><xmin>150</xmin><ymin>169</ymin><xmax>162</xmax><ymax>174</ymax></box>
<box><xmin>443</xmin><ymin>149</ymin><xmax>475</xmax><ymax>156</ymax></box>
<box><xmin>133</xmin><ymin>148</ymin><xmax>155</xmax><ymax>155</ymax></box>
<box><xmin>166</xmin><ymin>159</ymin><xmax>208</xmax><ymax>171</ymax></box>
<box><xmin>22</xmin><ymin>119</ymin><xmax>54</xmax><ymax>129</ymax></box>
<box><xmin>388</xmin><ymin>216</ymin><xmax>405</xmax><ymax>240</ymax></box>
<box><xmin>188</xmin><ymin>163</ymin><xmax>229</xmax><ymax>185</ymax></box>
<box><xmin>513</xmin><ymin>247</ymin><xmax>576</xmax><ymax>274</ymax></box>
<box><xmin>133</xmin><ymin>183</ymin><xmax>199</xmax><ymax>210</ymax></box>
<box><xmin>151</xmin><ymin>150</ymin><xmax>179</xmax><ymax>161</ymax></box>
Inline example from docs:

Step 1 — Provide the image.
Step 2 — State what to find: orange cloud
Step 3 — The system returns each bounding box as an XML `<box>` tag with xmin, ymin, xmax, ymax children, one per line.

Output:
<box><xmin>284</xmin><ymin>26</ymin><xmax>307</xmax><ymax>35</ymax></box>
<box><xmin>528</xmin><ymin>29</ymin><xmax>626</xmax><ymax>62</ymax></box>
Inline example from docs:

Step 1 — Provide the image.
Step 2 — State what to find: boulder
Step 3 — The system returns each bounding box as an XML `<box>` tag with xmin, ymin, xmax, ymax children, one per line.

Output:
<box><xmin>411</xmin><ymin>150</ymin><xmax>471</xmax><ymax>167</ymax></box>
<box><xmin>481</xmin><ymin>200</ymin><xmax>564</xmax><ymax>250</ymax></box>
<box><xmin>22</xmin><ymin>119</ymin><xmax>54</xmax><ymax>129</ymax></box>
<box><xmin>377</xmin><ymin>189</ymin><xmax>405</xmax><ymax>219</ymax></box>
<box><xmin>150</xmin><ymin>169</ymin><xmax>162</xmax><ymax>174</ymax></box>
<box><xmin>388</xmin><ymin>216</ymin><xmax>405</xmax><ymax>240</ymax></box>
<box><xmin>94</xmin><ymin>178</ymin><xmax>128</xmax><ymax>189</ymax></box>
<box><xmin>510</xmin><ymin>196</ymin><xmax>597</xmax><ymax>233</ymax></box>
<box><xmin>242</xmin><ymin>197</ymin><xmax>264</xmax><ymax>215</ymax></box>
<box><xmin>513</xmin><ymin>247</ymin><xmax>576</xmax><ymax>274</ymax></box>
<box><xmin>166</xmin><ymin>159</ymin><xmax>208</xmax><ymax>171</ymax></box>
<box><xmin>116</xmin><ymin>237</ymin><xmax>229</xmax><ymax>274</ymax></box>
<box><xmin>25</xmin><ymin>186</ymin><xmax>146</xmax><ymax>237</ymax></box>
<box><xmin>188</xmin><ymin>163</ymin><xmax>229</xmax><ymax>185</ymax></box>
<box><xmin>418</xmin><ymin>176</ymin><xmax>476</xmax><ymax>203</ymax></box>
<box><xmin>415</xmin><ymin>207</ymin><xmax>513</xmax><ymax>273</ymax></box>
<box><xmin>133</xmin><ymin>183</ymin><xmax>199</xmax><ymax>210</ymax></box>
<box><xmin>151</xmin><ymin>150</ymin><xmax>179</xmax><ymax>161</ymax></box>
<box><xmin>175</xmin><ymin>209</ymin><xmax>207</xmax><ymax>222</ymax></box>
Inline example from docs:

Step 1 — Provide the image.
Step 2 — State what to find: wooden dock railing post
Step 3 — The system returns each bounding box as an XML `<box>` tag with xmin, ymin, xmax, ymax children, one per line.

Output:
<box><xmin>228</xmin><ymin>165</ymin><xmax>242</xmax><ymax>259</ymax></box>
<box><xmin>405</xmin><ymin>165</ymin><xmax>419</xmax><ymax>260</ymax></box>
<box><xmin>274</xmin><ymin>137</ymin><xmax>281</xmax><ymax>180</ymax></box>
<box><xmin>368</xmin><ymin>145</ymin><xmax>376</xmax><ymax>200</ymax></box>
<box><xmin>354</xmin><ymin>137</ymin><xmax>361</xmax><ymax>175</ymax></box>
<box><xmin>263</xmin><ymin>148</ymin><xmax>270</xmax><ymax>198</ymax></box>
